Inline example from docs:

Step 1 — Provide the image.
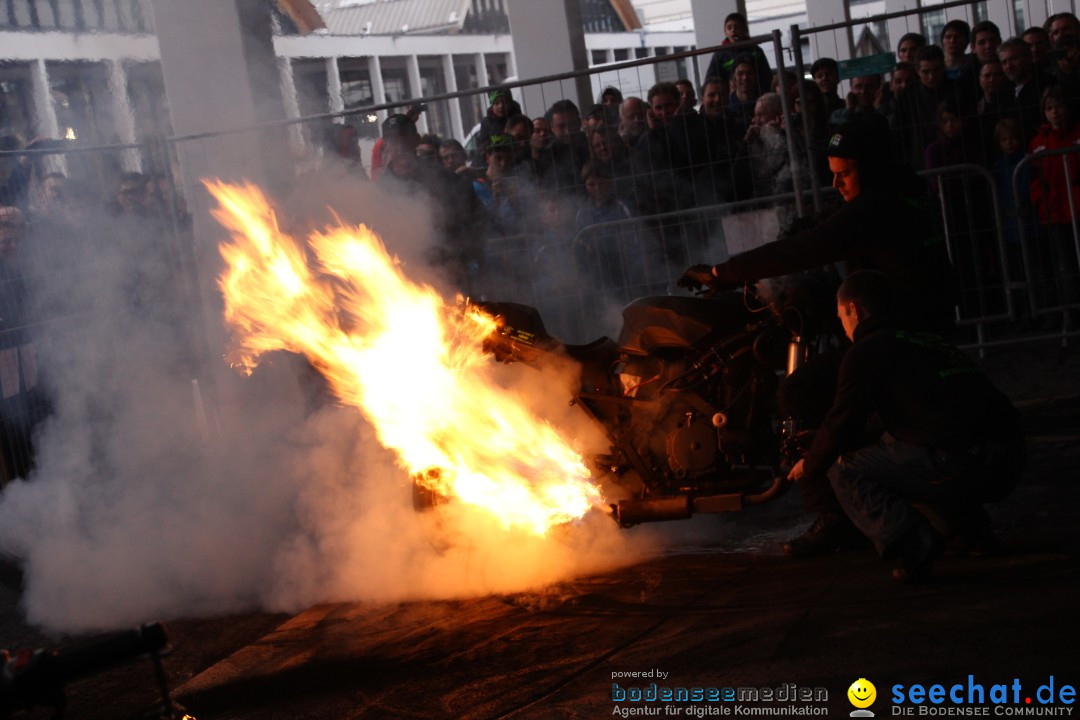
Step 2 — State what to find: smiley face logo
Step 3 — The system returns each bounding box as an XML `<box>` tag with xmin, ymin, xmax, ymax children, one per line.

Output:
<box><xmin>848</xmin><ymin>678</ymin><xmax>877</xmax><ymax>709</ymax></box>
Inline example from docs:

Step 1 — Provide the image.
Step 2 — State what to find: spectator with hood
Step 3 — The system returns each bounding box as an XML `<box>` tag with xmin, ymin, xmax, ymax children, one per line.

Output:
<box><xmin>704</xmin><ymin>12</ymin><xmax>773</xmax><ymax>96</ymax></box>
<box><xmin>476</xmin><ymin>89</ymin><xmax>520</xmax><ymax>163</ymax></box>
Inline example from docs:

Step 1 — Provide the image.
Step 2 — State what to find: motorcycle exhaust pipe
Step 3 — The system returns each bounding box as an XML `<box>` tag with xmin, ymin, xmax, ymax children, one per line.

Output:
<box><xmin>613</xmin><ymin>496</ymin><xmax>691</xmax><ymax>527</ymax></box>
<box><xmin>786</xmin><ymin>335</ymin><xmax>808</xmax><ymax>376</ymax></box>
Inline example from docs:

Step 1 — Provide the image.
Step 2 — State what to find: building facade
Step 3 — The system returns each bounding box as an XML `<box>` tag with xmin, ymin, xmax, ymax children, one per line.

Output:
<box><xmin>0</xmin><ymin>0</ymin><xmax>1070</xmax><ymax>158</ymax></box>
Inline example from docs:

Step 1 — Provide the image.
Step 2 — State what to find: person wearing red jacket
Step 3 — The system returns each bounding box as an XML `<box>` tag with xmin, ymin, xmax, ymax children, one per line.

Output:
<box><xmin>1028</xmin><ymin>85</ymin><xmax>1080</xmax><ymax>307</ymax></box>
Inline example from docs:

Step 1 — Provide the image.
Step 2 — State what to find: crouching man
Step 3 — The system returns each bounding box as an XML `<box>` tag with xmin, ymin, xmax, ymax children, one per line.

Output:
<box><xmin>787</xmin><ymin>270</ymin><xmax>1026</xmax><ymax>581</ymax></box>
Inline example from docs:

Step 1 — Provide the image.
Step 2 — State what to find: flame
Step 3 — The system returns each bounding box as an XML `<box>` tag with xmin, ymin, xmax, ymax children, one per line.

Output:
<box><xmin>208</xmin><ymin>180</ymin><xmax>604</xmax><ymax>536</ymax></box>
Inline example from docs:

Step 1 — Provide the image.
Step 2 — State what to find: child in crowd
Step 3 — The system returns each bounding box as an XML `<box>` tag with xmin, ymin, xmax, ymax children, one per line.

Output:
<box><xmin>1029</xmin><ymin>86</ymin><xmax>1080</xmax><ymax>309</ymax></box>
<box><xmin>575</xmin><ymin>162</ymin><xmax>638</xmax><ymax>292</ymax></box>
<box><xmin>992</xmin><ymin>119</ymin><xmax>1034</xmax><ymax>289</ymax></box>
<box><xmin>576</xmin><ymin>161</ymin><xmax>634</xmax><ymax>229</ymax></box>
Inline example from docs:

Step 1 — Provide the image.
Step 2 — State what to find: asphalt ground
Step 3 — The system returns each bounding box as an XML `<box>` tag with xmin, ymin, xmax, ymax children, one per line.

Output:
<box><xmin>1</xmin><ymin>336</ymin><xmax>1078</xmax><ymax>720</ymax></box>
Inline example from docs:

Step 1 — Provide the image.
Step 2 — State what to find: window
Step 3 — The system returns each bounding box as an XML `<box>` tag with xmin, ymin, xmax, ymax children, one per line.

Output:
<box><xmin>591</xmin><ymin>49</ymin><xmax>608</xmax><ymax>66</ymax></box>
<box><xmin>55</xmin><ymin>0</ymin><xmax>77</xmax><ymax>28</ymax></box>
<box><xmin>0</xmin><ymin>64</ymin><xmax>34</xmax><ymax>142</ymax></box>
<box><xmin>48</xmin><ymin>61</ymin><xmax>115</xmax><ymax>145</ymax></box>
<box><xmin>36</xmin><ymin>0</ymin><xmax>59</xmax><ymax>27</ymax></box>
<box><xmin>11</xmin><ymin>0</ymin><xmax>33</xmax><ymax>27</ymax></box>
<box><xmin>614</xmin><ymin>48</ymin><xmax>629</xmax><ymax>62</ymax></box>
<box><xmin>339</xmin><ymin>66</ymin><xmax>374</xmax><ymax>110</ymax></box>
<box><xmin>98</xmin><ymin>0</ymin><xmax>119</xmax><ymax>30</ymax></box>
<box><xmin>418</xmin><ymin>63</ymin><xmax>449</xmax><ymax>137</ymax></box>
<box><xmin>126</xmin><ymin>61</ymin><xmax>172</xmax><ymax>138</ymax></box>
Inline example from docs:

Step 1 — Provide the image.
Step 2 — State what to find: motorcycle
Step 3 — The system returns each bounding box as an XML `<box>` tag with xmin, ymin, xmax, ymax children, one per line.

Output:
<box><xmin>0</xmin><ymin>622</ymin><xmax>188</xmax><ymax>719</ymax></box>
<box><xmin>415</xmin><ymin>275</ymin><xmax>839</xmax><ymax>529</ymax></box>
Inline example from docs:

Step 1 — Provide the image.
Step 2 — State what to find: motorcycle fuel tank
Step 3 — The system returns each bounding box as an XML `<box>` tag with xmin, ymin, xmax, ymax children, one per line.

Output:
<box><xmin>618</xmin><ymin>294</ymin><xmax>754</xmax><ymax>356</ymax></box>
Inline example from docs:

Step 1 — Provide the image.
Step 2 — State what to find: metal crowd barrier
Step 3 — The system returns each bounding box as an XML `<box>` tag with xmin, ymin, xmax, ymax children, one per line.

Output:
<box><xmin>0</xmin><ymin>139</ymin><xmax>203</xmax><ymax>484</ymax></box>
<box><xmin>919</xmin><ymin>163</ymin><xmax>1013</xmax><ymax>323</ymax></box>
<box><xmin>790</xmin><ymin>0</ymin><xmax>1011</xmax><ymax>213</ymax></box>
<box><xmin>1011</xmin><ymin>143</ymin><xmax>1080</xmax><ymax>334</ymax></box>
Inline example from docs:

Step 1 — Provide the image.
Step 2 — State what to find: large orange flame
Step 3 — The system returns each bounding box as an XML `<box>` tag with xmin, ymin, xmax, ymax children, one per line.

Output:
<box><xmin>208</xmin><ymin>181</ymin><xmax>604</xmax><ymax>536</ymax></box>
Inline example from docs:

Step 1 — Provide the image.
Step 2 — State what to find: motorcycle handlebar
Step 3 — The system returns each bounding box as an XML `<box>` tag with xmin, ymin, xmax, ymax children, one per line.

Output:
<box><xmin>52</xmin><ymin>622</ymin><xmax>168</xmax><ymax>682</ymax></box>
<box><xmin>1</xmin><ymin>622</ymin><xmax>168</xmax><ymax>717</ymax></box>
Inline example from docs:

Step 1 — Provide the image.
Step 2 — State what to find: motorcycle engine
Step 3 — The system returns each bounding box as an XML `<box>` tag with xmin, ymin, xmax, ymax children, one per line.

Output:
<box><xmin>665</xmin><ymin>414</ymin><xmax>718</xmax><ymax>478</ymax></box>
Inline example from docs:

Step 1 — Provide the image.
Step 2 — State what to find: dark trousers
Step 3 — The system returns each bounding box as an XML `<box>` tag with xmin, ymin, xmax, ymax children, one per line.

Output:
<box><xmin>828</xmin><ymin>433</ymin><xmax>1025</xmax><ymax>555</ymax></box>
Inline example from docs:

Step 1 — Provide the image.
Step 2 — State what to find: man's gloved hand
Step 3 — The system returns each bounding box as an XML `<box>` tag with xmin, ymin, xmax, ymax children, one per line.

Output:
<box><xmin>678</xmin><ymin>264</ymin><xmax>738</xmax><ymax>296</ymax></box>
<box><xmin>677</xmin><ymin>264</ymin><xmax>716</xmax><ymax>291</ymax></box>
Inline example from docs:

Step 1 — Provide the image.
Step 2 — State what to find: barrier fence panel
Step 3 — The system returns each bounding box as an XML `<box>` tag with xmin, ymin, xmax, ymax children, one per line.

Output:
<box><xmin>791</xmin><ymin>0</ymin><xmax>1029</xmax><ymax>215</ymax></box>
<box><xmin>161</xmin><ymin>22</ymin><xmax>1080</xmax><ymax>356</ymax></box>
<box><xmin>919</xmin><ymin>163</ymin><xmax>1014</xmax><ymax>325</ymax></box>
<box><xmin>472</xmin><ymin>197</ymin><xmax>803</xmax><ymax>344</ymax></box>
<box><xmin>0</xmin><ymin>141</ymin><xmax>200</xmax><ymax>485</ymax></box>
<box><xmin>1012</xmin><ymin>144</ymin><xmax>1080</xmax><ymax>327</ymax></box>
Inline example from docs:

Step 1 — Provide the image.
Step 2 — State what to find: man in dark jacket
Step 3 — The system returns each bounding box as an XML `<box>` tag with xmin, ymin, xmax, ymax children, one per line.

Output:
<box><xmin>678</xmin><ymin>117</ymin><xmax>957</xmax><ymax>559</ymax></box>
<box><xmin>788</xmin><ymin>270</ymin><xmax>1025</xmax><ymax>581</ymax></box>
<box><xmin>679</xmin><ymin>116</ymin><xmax>956</xmax><ymax>335</ymax></box>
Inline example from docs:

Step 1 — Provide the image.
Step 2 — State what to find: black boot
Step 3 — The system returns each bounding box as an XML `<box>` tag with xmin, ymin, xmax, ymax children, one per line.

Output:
<box><xmin>890</xmin><ymin>521</ymin><xmax>945</xmax><ymax>583</ymax></box>
<box><xmin>948</xmin><ymin>505</ymin><xmax>1001</xmax><ymax>557</ymax></box>
<box><xmin>782</xmin><ymin>512</ymin><xmax>863</xmax><ymax>558</ymax></box>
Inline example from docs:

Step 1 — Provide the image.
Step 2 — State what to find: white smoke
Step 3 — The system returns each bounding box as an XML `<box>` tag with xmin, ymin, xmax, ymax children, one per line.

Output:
<box><xmin>0</xmin><ymin>174</ymin><xmax>663</xmax><ymax>632</ymax></box>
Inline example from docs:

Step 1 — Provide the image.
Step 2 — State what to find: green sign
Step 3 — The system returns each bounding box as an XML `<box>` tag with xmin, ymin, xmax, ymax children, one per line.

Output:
<box><xmin>838</xmin><ymin>53</ymin><xmax>896</xmax><ymax>80</ymax></box>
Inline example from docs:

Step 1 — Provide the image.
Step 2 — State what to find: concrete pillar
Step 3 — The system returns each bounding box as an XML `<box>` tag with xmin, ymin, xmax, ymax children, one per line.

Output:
<box><xmin>805</xmin><ymin>0</ymin><xmax>854</xmax><ymax>63</ymax></box>
<box><xmin>29</xmin><ymin>59</ymin><xmax>60</xmax><ymax>140</ymax></box>
<box><xmin>278</xmin><ymin>57</ymin><xmax>301</xmax><ymax>120</ymax></box>
<box><xmin>405</xmin><ymin>54</ymin><xmax>428</xmax><ymax>134</ymax></box>
<box><xmin>367</xmin><ymin>55</ymin><xmax>387</xmax><ymax>125</ymax></box>
<box><xmin>475</xmin><ymin>52</ymin><xmax>489</xmax><ymax>89</ymax></box>
<box><xmin>689</xmin><ymin>0</ymin><xmax>744</xmax><ymax>79</ymax></box>
<box><xmin>150</xmin><ymin>0</ymin><xmax>290</xmax><ymax>191</ymax></box>
<box><xmin>277</xmin><ymin>56</ymin><xmax>305</xmax><ymax>153</ymax></box>
<box><xmin>884</xmin><ymin>0</ymin><xmax>922</xmax><ymax>57</ymax></box>
<box><xmin>106</xmin><ymin>60</ymin><xmax>140</xmax><ymax>171</ymax></box>
<box><xmin>29</xmin><ymin>59</ymin><xmax>65</xmax><ymax>176</ymax></box>
<box><xmin>442</xmin><ymin>54</ymin><xmax>464</xmax><ymax>143</ymax></box>
<box><xmin>505</xmin><ymin>0</ymin><xmax>591</xmax><ymax>118</ymax></box>
<box><xmin>327</xmin><ymin>56</ymin><xmax>344</xmax><ymax>116</ymax></box>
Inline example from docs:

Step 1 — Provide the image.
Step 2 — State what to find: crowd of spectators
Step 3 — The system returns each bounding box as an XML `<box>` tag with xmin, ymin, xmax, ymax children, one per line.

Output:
<box><xmin>0</xmin><ymin>151</ymin><xmax>192</xmax><ymax>485</ymax></box>
<box><xmin>316</xmin><ymin>11</ymin><xmax>1080</xmax><ymax>320</ymax></box>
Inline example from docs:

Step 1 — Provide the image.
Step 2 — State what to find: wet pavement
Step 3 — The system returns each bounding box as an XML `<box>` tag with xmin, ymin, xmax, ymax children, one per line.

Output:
<box><xmin>5</xmin><ymin>338</ymin><xmax>1080</xmax><ymax>720</ymax></box>
<box><xmin>169</xmin><ymin>385</ymin><xmax>1080</xmax><ymax>720</ymax></box>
